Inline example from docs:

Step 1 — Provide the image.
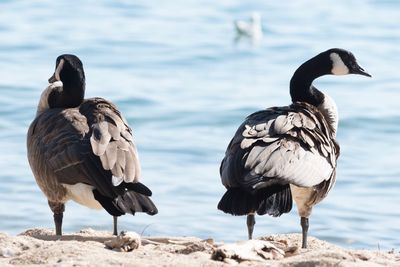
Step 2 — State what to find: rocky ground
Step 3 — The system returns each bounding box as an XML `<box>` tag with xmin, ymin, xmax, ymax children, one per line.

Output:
<box><xmin>0</xmin><ymin>228</ymin><xmax>398</xmax><ymax>266</ymax></box>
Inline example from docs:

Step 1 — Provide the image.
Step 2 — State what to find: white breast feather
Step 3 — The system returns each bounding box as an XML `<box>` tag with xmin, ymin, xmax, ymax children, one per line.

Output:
<box><xmin>63</xmin><ymin>183</ymin><xmax>102</xmax><ymax>209</ymax></box>
<box><xmin>318</xmin><ymin>94</ymin><xmax>339</xmax><ymax>137</ymax></box>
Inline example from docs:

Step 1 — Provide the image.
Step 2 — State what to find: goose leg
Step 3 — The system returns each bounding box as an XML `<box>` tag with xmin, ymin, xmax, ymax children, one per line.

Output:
<box><xmin>48</xmin><ymin>201</ymin><xmax>65</xmax><ymax>236</ymax></box>
<box><xmin>54</xmin><ymin>213</ymin><xmax>63</xmax><ymax>236</ymax></box>
<box><xmin>113</xmin><ymin>216</ymin><xmax>118</xmax><ymax>236</ymax></box>
<box><xmin>247</xmin><ymin>213</ymin><xmax>256</xmax><ymax>239</ymax></box>
<box><xmin>301</xmin><ymin>217</ymin><xmax>309</xmax><ymax>248</ymax></box>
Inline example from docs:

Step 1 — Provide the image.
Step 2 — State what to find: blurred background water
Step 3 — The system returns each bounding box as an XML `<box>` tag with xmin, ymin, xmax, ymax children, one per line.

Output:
<box><xmin>0</xmin><ymin>0</ymin><xmax>399</xmax><ymax>250</ymax></box>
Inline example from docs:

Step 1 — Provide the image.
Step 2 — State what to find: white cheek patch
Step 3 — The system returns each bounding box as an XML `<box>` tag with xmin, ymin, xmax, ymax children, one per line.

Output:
<box><xmin>50</xmin><ymin>80</ymin><xmax>63</xmax><ymax>88</ymax></box>
<box><xmin>330</xmin><ymin>53</ymin><xmax>349</xmax><ymax>75</ymax></box>
<box><xmin>54</xmin><ymin>58</ymin><xmax>65</xmax><ymax>81</ymax></box>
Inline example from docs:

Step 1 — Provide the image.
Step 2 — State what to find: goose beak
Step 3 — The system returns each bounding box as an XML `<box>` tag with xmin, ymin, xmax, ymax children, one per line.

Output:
<box><xmin>352</xmin><ymin>65</ymin><xmax>371</xmax><ymax>77</ymax></box>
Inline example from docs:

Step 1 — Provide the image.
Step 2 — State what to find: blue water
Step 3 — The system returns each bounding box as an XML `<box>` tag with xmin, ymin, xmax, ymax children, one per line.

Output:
<box><xmin>0</xmin><ymin>0</ymin><xmax>399</xmax><ymax>250</ymax></box>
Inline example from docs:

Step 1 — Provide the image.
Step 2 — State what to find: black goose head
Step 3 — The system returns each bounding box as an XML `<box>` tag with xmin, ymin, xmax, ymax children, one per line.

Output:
<box><xmin>290</xmin><ymin>48</ymin><xmax>371</xmax><ymax>105</ymax></box>
<box><xmin>48</xmin><ymin>54</ymin><xmax>85</xmax><ymax>108</ymax></box>
<box><xmin>326</xmin><ymin>48</ymin><xmax>371</xmax><ymax>77</ymax></box>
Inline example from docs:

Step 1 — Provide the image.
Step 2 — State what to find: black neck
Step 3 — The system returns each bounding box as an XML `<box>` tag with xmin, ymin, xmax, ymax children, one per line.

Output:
<box><xmin>48</xmin><ymin>61</ymin><xmax>85</xmax><ymax>109</ymax></box>
<box><xmin>290</xmin><ymin>52</ymin><xmax>331</xmax><ymax>106</ymax></box>
<box><xmin>48</xmin><ymin>81</ymin><xmax>85</xmax><ymax>109</ymax></box>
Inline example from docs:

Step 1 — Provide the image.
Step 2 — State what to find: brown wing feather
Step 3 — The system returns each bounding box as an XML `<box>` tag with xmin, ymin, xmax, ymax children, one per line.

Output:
<box><xmin>27</xmin><ymin>97</ymin><xmax>142</xmax><ymax>200</ymax></box>
<box><xmin>81</xmin><ymin>98</ymin><xmax>141</xmax><ymax>185</ymax></box>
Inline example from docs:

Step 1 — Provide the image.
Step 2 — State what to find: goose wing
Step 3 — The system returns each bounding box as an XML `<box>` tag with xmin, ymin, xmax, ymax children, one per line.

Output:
<box><xmin>220</xmin><ymin>102</ymin><xmax>339</xmax><ymax>192</ymax></box>
<box><xmin>29</xmin><ymin>97</ymin><xmax>144</xmax><ymax>199</ymax></box>
<box><xmin>81</xmin><ymin>98</ymin><xmax>141</xmax><ymax>187</ymax></box>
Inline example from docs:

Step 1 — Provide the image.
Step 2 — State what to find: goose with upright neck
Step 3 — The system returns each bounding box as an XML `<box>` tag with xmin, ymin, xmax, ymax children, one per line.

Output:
<box><xmin>218</xmin><ymin>48</ymin><xmax>370</xmax><ymax>248</ymax></box>
<box><xmin>27</xmin><ymin>54</ymin><xmax>158</xmax><ymax>236</ymax></box>
<box><xmin>290</xmin><ymin>48</ymin><xmax>370</xmax><ymax>136</ymax></box>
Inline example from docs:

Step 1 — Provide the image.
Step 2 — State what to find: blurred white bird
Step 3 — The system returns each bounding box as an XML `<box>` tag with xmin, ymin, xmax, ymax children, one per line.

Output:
<box><xmin>234</xmin><ymin>12</ymin><xmax>263</xmax><ymax>40</ymax></box>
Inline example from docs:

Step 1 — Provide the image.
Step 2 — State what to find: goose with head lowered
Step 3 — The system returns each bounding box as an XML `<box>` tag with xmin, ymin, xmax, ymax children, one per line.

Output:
<box><xmin>218</xmin><ymin>48</ymin><xmax>370</xmax><ymax>248</ymax></box>
<box><xmin>27</xmin><ymin>54</ymin><xmax>158</xmax><ymax>236</ymax></box>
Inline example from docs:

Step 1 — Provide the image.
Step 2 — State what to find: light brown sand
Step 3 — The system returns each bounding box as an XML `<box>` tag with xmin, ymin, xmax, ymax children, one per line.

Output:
<box><xmin>0</xmin><ymin>228</ymin><xmax>398</xmax><ymax>266</ymax></box>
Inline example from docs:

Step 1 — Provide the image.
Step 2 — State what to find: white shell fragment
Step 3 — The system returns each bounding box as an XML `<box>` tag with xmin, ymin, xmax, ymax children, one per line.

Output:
<box><xmin>104</xmin><ymin>231</ymin><xmax>141</xmax><ymax>252</ymax></box>
<box><xmin>212</xmin><ymin>239</ymin><xmax>285</xmax><ymax>262</ymax></box>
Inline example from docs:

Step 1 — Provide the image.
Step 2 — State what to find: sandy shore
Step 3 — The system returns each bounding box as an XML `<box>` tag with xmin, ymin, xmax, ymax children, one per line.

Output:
<box><xmin>0</xmin><ymin>228</ymin><xmax>398</xmax><ymax>266</ymax></box>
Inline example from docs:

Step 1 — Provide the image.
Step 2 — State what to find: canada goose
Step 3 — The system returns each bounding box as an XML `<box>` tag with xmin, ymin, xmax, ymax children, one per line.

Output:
<box><xmin>27</xmin><ymin>54</ymin><xmax>157</xmax><ymax>236</ymax></box>
<box><xmin>218</xmin><ymin>48</ymin><xmax>371</xmax><ymax>248</ymax></box>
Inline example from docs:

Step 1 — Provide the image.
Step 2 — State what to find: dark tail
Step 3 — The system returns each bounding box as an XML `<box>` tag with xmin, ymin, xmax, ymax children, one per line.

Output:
<box><xmin>115</xmin><ymin>190</ymin><xmax>158</xmax><ymax>215</ymax></box>
<box><xmin>217</xmin><ymin>187</ymin><xmax>256</xmax><ymax>216</ymax></box>
<box><xmin>256</xmin><ymin>184</ymin><xmax>292</xmax><ymax>216</ymax></box>
<box><xmin>217</xmin><ymin>184</ymin><xmax>292</xmax><ymax>217</ymax></box>
<box><xmin>93</xmin><ymin>182</ymin><xmax>158</xmax><ymax>217</ymax></box>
